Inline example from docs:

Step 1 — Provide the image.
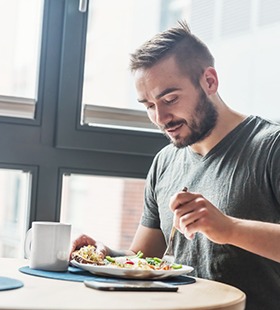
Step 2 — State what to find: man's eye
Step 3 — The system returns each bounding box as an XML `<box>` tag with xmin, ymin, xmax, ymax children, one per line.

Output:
<box><xmin>164</xmin><ymin>97</ymin><xmax>177</xmax><ymax>105</ymax></box>
<box><xmin>147</xmin><ymin>103</ymin><xmax>155</xmax><ymax>110</ymax></box>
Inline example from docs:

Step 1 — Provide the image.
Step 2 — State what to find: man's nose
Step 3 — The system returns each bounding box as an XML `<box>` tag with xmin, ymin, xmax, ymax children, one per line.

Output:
<box><xmin>155</xmin><ymin>106</ymin><xmax>172</xmax><ymax>126</ymax></box>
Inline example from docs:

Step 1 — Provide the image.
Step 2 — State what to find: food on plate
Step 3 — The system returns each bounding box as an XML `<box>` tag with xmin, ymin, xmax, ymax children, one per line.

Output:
<box><xmin>71</xmin><ymin>245</ymin><xmax>182</xmax><ymax>270</ymax></box>
<box><xmin>71</xmin><ymin>245</ymin><xmax>105</xmax><ymax>265</ymax></box>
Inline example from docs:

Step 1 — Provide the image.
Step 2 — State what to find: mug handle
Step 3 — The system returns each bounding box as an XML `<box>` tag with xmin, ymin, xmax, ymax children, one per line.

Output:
<box><xmin>24</xmin><ymin>228</ymin><xmax>32</xmax><ymax>259</ymax></box>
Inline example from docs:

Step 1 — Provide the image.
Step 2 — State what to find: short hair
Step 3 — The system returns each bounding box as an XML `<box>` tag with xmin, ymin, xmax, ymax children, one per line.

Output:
<box><xmin>130</xmin><ymin>21</ymin><xmax>215</xmax><ymax>87</ymax></box>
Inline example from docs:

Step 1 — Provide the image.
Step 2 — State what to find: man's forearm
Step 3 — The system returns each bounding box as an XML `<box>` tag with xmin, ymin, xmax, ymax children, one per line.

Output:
<box><xmin>228</xmin><ymin>217</ymin><xmax>280</xmax><ymax>263</ymax></box>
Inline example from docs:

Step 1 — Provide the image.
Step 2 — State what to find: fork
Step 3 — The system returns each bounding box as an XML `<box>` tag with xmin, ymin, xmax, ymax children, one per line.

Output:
<box><xmin>162</xmin><ymin>187</ymin><xmax>188</xmax><ymax>264</ymax></box>
<box><xmin>162</xmin><ymin>225</ymin><xmax>177</xmax><ymax>264</ymax></box>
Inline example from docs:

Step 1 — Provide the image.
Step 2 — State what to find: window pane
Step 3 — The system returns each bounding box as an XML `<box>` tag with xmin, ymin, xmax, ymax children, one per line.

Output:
<box><xmin>82</xmin><ymin>0</ymin><xmax>171</xmax><ymax>130</ymax></box>
<box><xmin>82</xmin><ymin>0</ymin><xmax>280</xmax><ymax>129</ymax></box>
<box><xmin>60</xmin><ymin>174</ymin><xmax>145</xmax><ymax>249</ymax></box>
<box><xmin>164</xmin><ymin>0</ymin><xmax>280</xmax><ymax>121</ymax></box>
<box><xmin>0</xmin><ymin>169</ymin><xmax>31</xmax><ymax>258</ymax></box>
<box><xmin>82</xmin><ymin>0</ymin><xmax>162</xmax><ymax>113</ymax></box>
<box><xmin>0</xmin><ymin>0</ymin><xmax>43</xmax><ymax>118</ymax></box>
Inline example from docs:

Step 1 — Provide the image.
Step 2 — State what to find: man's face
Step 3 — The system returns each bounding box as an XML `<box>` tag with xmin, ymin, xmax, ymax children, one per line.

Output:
<box><xmin>134</xmin><ymin>56</ymin><xmax>218</xmax><ymax>148</ymax></box>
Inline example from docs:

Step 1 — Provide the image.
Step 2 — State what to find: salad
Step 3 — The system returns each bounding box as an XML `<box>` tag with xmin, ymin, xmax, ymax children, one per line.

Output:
<box><xmin>71</xmin><ymin>245</ymin><xmax>182</xmax><ymax>270</ymax></box>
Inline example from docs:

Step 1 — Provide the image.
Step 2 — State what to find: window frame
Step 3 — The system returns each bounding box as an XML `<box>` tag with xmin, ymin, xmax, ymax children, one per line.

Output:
<box><xmin>0</xmin><ymin>0</ymin><xmax>165</xmax><ymax>231</ymax></box>
<box><xmin>55</xmin><ymin>0</ymin><xmax>167</xmax><ymax>156</ymax></box>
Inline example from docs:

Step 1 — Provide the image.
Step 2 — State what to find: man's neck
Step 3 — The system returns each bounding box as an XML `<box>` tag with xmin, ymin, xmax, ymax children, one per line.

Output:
<box><xmin>190</xmin><ymin>104</ymin><xmax>247</xmax><ymax>157</ymax></box>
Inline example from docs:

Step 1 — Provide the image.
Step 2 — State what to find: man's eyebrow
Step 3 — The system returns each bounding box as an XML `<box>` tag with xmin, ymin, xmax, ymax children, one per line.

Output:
<box><xmin>156</xmin><ymin>87</ymin><xmax>181</xmax><ymax>100</ymax></box>
<box><xmin>137</xmin><ymin>87</ymin><xmax>181</xmax><ymax>103</ymax></box>
<box><xmin>137</xmin><ymin>98</ymin><xmax>148</xmax><ymax>103</ymax></box>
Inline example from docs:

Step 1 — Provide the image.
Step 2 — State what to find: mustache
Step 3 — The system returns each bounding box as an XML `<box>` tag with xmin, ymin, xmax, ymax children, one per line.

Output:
<box><xmin>161</xmin><ymin>120</ymin><xmax>188</xmax><ymax>131</ymax></box>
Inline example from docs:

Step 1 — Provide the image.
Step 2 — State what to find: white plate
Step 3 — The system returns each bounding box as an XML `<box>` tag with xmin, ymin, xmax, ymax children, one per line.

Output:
<box><xmin>70</xmin><ymin>260</ymin><xmax>193</xmax><ymax>280</ymax></box>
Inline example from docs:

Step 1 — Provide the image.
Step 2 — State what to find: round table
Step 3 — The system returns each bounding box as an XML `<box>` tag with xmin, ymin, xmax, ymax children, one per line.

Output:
<box><xmin>0</xmin><ymin>258</ymin><xmax>246</xmax><ymax>310</ymax></box>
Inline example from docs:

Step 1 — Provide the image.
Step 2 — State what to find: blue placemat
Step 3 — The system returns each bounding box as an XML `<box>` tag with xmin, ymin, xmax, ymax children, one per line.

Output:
<box><xmin>19</xmin><ymin>266</ymin><xmax>195</xmax><ymax>285</ymax></box>
<box><xmin>0</xmin><ymin>276</ymin><xmax>24</xmax><ymax>291</ymax></box>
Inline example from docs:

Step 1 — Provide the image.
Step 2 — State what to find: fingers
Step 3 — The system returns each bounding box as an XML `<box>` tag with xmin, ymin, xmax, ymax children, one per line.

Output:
<box><xmin>70</xmin><ymin>234</ymin><xmax>96</xmax><ymax>255</ymax></box>
<box><xmin>170</xmin><ymin>189</ymin><xmax>207</xmax><ymax>239</ymax></box>
<box><xmin>179</xmin><ymin>204</ymin><xmax>207</xmax><ymax>239</ymax></box>
<box><xmin>172</xmin><ymin>193</ymin><xmax>230</xmax><ymax>244</ymax></box>
<box><xmin>94</xmin><ymin>241</ymin><xmax>107</xmax><ymax>258</ymax></box>
<box><xmin>184</xmin><ymin>226</ymin><xmax>195</xmax><ymax>240</ymax></box>
<box><xmin>169</xmin><ymin>189</ymin><xmax>187</xmax><ymax>212</ymax></box>
<box><xmin>70</xmin><ymin>234</ymin><xmax>108</xmax><ymax>261</ymax></box>
<box><xmin>174</xmin><ymin>202</ymin><xmax>199</xmax><ymax>236</ymax></box>
<box><xmin>170</xmin><ymin>189</ymin><xmax>201</xmax><ymax>212</ymax></box>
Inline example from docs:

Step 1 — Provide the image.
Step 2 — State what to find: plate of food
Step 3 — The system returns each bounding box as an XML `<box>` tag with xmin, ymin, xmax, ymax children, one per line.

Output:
<box><xmin>71</xmin><ymin>245</ymin><xmax>193</xmax><ymax>280</ymax></box>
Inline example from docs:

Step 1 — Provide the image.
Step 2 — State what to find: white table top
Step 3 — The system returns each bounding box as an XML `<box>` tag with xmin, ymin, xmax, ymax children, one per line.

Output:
<box><xmin>0</xmin><ymin>258</ymin><xmax>246</xmax><ymax>310</ymax></box>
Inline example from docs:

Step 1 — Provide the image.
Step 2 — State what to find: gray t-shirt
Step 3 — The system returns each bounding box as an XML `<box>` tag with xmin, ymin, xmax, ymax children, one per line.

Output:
<box><xmin>141</xmin><ymin>115</ymin><xmax>280</xmax><ymax>310</ymax></box>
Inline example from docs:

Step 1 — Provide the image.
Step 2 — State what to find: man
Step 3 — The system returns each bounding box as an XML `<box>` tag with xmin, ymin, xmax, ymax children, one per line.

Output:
<box><xmin>72</xmin><ymin>21</ymin><xmax>280</xmax><ymax>309</ymax></box>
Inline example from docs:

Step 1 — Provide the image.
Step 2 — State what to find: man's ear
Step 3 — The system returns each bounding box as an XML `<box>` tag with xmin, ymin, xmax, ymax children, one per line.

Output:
<box><xmin>201</xmin><ymin>67</ymin><xmax>218</xmax><ymax>95</ymax></box>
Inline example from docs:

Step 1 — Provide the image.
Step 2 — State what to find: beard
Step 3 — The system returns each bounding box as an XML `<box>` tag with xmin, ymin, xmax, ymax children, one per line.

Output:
<box><xmin>160</xmin><ymin>87</ymin><xmax>218</xmax><ymax>148</ymax></box>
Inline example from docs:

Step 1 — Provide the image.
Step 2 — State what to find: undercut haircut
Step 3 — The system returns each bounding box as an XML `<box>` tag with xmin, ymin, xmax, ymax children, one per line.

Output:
<box><xmin>130</xmin><ymin>21</ymin><xmax>215</xmax><ymax>87</ymax></box>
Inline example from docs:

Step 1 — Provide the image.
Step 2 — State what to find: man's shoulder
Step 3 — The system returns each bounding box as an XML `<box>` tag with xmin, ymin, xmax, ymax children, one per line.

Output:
<box><xmin>239</xmin><ymin>115</ymin><xmax>280</xmax><ymax>140</ymax></box>
<box><xmin>253</xmin><ymin>115</ymin><xmax>280</xmax><ymax>129</ymax></box>
<box><xmin>251</xmin><ymin>115</ymin><xmax>280</xmax><ymax>139</ymax></box>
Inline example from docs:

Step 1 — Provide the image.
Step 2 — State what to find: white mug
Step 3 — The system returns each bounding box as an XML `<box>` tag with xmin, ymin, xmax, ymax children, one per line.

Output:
<box><xmin>24</xmin><ymin>221</ymin><xmax>72</xmax><ymax>271</ymax></box>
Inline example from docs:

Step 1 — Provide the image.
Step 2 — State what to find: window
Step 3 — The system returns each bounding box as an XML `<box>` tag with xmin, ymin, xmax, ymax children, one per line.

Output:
<box><xmin>165</xmin><ymin>0</ymin><xmax>280</xmax><ymax>121</ymax></box>
<box><xmin>61</xmin><ymin>174</ymin><xmax>145</xmax><ymax>249</ymax></box>
<box><xmin>1</xmin><ymin>0</ymin><xmax>165</xmax><ymax>260</ymax></box>
<box><xmin>0</xmin><ymin>0</ymin><xmax>43</xmax><ymax>119</ymax></box>
<box><xmin>81</xmin><ymin>0</ymin><xmax>163</xmax><ymax>131</ymax></box>
<box><xmin>0</xmin><ymin>169</ymin><xmax>31</xmax><ymax>258</ymax></box>
<box><xmin>55</xmin><ymin>0</ymin><xmax>167</xmax><ymax>154</ymax></box>
<box><xmin>1</xmin><ymin>0</ymin><xmax>280</xmax><ymax>259</ymax></box>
